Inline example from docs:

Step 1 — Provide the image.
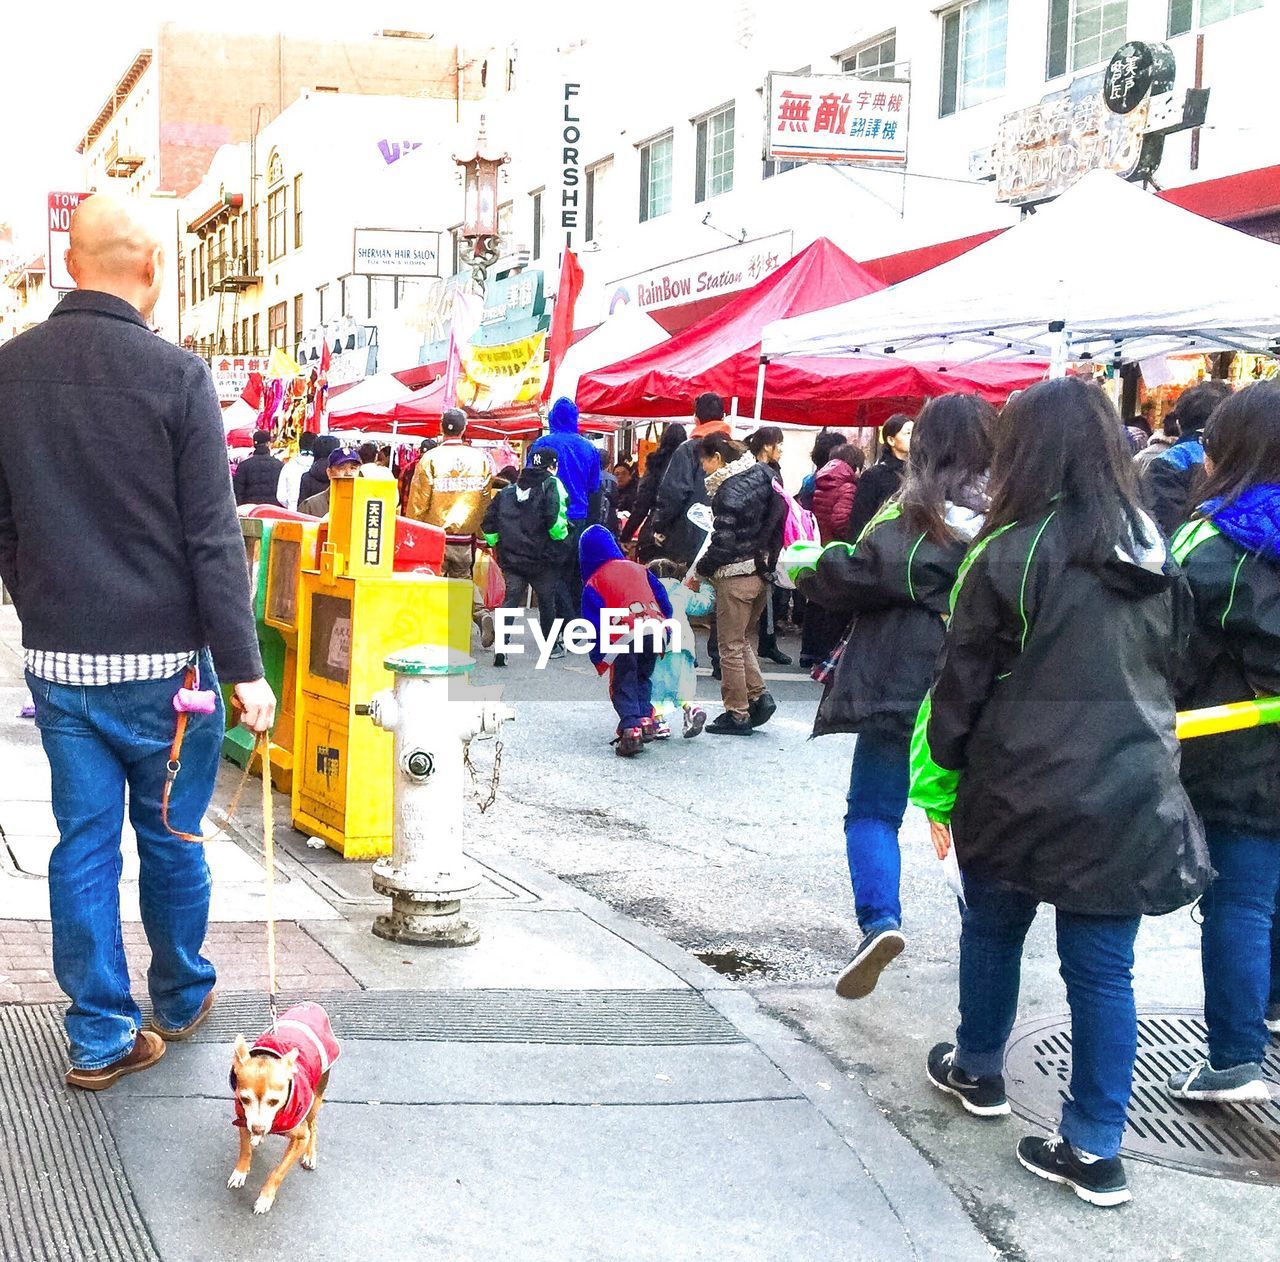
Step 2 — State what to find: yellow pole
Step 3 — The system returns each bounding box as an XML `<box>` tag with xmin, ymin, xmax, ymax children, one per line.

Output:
<box><xmin>1176</xmin><ymin>696</ymin><xmax>1280</xmax><ymax>741</ymax></box>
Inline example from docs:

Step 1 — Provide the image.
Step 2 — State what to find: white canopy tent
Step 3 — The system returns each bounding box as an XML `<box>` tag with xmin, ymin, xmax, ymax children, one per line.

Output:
<box><xmin>558</xmin><ymin>304</ymin><xmax>669</xmax><ymax>406</ymax></box>
<box><xmin>221</xmin><ymin>398</ymin><xmax>258</xmax><ymax>433</ymax></box>
<box><xmin>761</xmin><ymin>172</ymin><xmax>1280</xmax><ymax>369</ymax></box>
<box><xmin>326</xmin><ymin>370</ymin><xmax>414</xmax><ymax>412</ymax></box>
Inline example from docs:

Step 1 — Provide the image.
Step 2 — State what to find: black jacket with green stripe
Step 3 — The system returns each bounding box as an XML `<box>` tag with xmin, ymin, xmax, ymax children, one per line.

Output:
<box><xmin>1173</xmin><ymin>516</ymin><xmax>1280</xmax><ymax>837</ymax></box>
<box><xmin>796</xmin><ymin>502</ymin><xmax>982</xmax><ymax>741</ymax></box>
<box><xmin>910</xmin><ymin>508</ymin><xmax>1209</xmax><ymax>918</ymax></box>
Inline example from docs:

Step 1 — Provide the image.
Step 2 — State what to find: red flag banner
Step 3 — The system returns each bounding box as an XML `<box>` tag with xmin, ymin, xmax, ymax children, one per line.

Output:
<box><xmin>541</xmin><ymin>248</ymin><xmax>584</xmax><ymax>403</ymax></box>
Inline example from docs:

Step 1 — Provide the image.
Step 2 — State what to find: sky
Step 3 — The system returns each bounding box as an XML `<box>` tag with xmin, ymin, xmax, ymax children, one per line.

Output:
<box><xmin>0</xmin><ymin>0</ymin><xmax>668</xmax><ymax>258</ymax></box>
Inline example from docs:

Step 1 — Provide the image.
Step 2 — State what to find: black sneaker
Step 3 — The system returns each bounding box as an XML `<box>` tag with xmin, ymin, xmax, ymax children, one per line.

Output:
<box><xmin>1266</xmin><ymin>1002</ymin><xmax>1280</xmax><ymax>1036</ymax></box>
<box><xmin>1167</xmin><ymin>1058</ymin><xmax>1271</xmax><ymax>1104</ymax></box>
<box><xmin>925</xmin><ymin>1043</ymin><xmax>1010</xmax><ymax>1117</ymax></box>
<box><xmin>711</xmin><ymin>663</ymin><xmax>722</xmax><ymax>681</ymax></box>
<box><xmin>493</xmin><ymin>652</ymin><xmax>507</xmax><ymax>668</ymax></box>
<box><xmin>706</xmin><ymin>711</ymin><xmax>754</xmax><ymax>736</ymax></box>
<box><xmin>760</xmin><ymin>647</ymin><xmax>793</xmax><ymax>666</ymax></box>
<box><xmin>1016</xmin><ymin>1134</ymin><xmax>1131</xmax><ymax>1208</ymax></box>
<box><xmin>834</xmin><ymin>927</ymin><xmax>904</xmax><ymax>999</ymax></box>
<box><xmin>748</xmin><ymin>691</ymin><xmax>777</xmax><ymax>729</ymax></box>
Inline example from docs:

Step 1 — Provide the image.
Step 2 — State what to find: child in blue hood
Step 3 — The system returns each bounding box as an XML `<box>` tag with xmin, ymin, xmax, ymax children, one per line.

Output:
<box><xmin>579</xmin><ymin>524</ymin><xmax>674</xmax><ymax>757</ymax></box>
<box><xmin>1166</xmin><ymin>379</ymin><xmax>1280</xmax><ymax>1108</ymax></box>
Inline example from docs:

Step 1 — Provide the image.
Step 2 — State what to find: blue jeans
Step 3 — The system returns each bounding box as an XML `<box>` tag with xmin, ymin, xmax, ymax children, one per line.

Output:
<box><xmin>954</xmin><ymin>871</ymin><xmax>1140</xmax><ymax>1159</ymax></box>
<box><xmin>844</xmin><ymin>730</ymin><xmax>910</xmax><ymax>935</ymax></box>
<box><xmin>28</xmin><ymin>655</ymin><xmax>222</xmax><ymax>1070</ymax></box>
<box><xmin>1200</xmin><ymin>827</ymin><xmax>1280</xmax><ymax>1068</ymax></box>
<box><xmin>609</xmin><ymin>650</ymin><xmax>657</xmax><ymax>730</ymax></box>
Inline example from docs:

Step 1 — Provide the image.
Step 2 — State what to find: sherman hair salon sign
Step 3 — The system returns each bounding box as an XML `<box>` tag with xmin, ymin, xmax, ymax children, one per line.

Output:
<box><xmin>608</xmin><ymin>232</ymin><xmax>793</xmax><ymax>315</ymax></box>
<box><xmin>352</xmin><ymin>228</ymin><xmax>442</xmax><ymax>278</ymax></box>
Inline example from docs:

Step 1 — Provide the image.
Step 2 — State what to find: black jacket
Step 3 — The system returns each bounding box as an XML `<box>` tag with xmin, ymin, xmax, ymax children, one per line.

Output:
<box><xmin>799</xmin><ymin>504</ymin><xmax>979</xmax><ymax>741</ymax></box>
<box><xmin>298</xmin><ymin>463</ymin><xmax>331</xmax><ymax>506</ymax></box>
<box><xmin>622</xmin><ymin>446</ymin><xmax>677</xmax><ymax>558</ymax></box>
<box><xmin>845</xmin><ymin>452</ymin><xmax>905</xmax><ymax>542</ymax></box>
<box><xmin>695</xmin><ymin>457</ymin><xmax>786</xmax><ymax>579</ymax></box>
<box><xmin>651</xmin><ymin>437</ymin><xmax>713</xmax><ymax>563</ymax></box>
<box><xmin>1174</xmin><ymin>505</ymin><xmax>1280</xmax><ymax>837</ymax></box>
<box><xmin>481</xmin><ymin>467</ymin><xmax>567</xmax><ymax>575</ymax></box>
<box><xmin>0</xmin><ymin>291</ymin><xmax>261</xmax><ymax>682</ymax></box>
<box><xmin>913</xmin><ymin>509</ymin><xmax>1209</xmax><ymax>917</ymax></box>
<box><xmin>233</xmin><ymin>449</ymin><xmax>284</xmax><ymax>506</ymax></box>
<box><xmin>1141</xmin><ymin>435</ymin><xmax>1203</xmax><ymax>538</ymax></box>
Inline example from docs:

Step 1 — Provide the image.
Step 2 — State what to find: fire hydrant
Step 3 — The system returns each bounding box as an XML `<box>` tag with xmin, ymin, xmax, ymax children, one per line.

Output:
<box><xmin>359</xmin><ymin>646</ymin><xmax>514</xmax><ymax>947</ymax></box>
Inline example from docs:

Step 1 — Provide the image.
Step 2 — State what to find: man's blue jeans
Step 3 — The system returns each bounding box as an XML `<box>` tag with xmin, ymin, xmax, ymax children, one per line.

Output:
<box><xmin>28</xmin><ymin>655</ymin><xmax>222</xmax><ymax>1070</ymax></box>
<box><xmin>844</xmin><ymin>730</ymin><xmax>910</xmax><ymax>935</ymax></box>
<box><xmin>1200</xmin><ymin>827</ymin><xmax>1280</xmax><ymax>1069</ymax></box>
<box><xmin>954</xmin><ymin>870</ymin><xmax>1140</xmax><ymax>1160</ymax></box>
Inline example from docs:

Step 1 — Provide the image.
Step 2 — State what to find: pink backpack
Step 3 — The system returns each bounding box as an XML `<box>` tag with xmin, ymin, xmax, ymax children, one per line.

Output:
<box><xmin>772</xmin><ymin>478</ymin><xmax>820</xmax><ymax>548</ymax></box>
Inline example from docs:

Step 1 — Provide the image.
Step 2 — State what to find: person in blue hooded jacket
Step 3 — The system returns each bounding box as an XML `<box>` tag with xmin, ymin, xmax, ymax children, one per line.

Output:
<box><xmin>578</xmin><ymin>525</ymin><xmax>674</xmax><ymax>758</ymax></box>
<box><xmin>1165</xmin><ymin>380</ymin><xmax>1280</xmax><ymax>1107</ymax></box>
<box><xmin>532</xmin><ymin>397</ymin><xmax>603</xmax><ymax>622</ymax></box>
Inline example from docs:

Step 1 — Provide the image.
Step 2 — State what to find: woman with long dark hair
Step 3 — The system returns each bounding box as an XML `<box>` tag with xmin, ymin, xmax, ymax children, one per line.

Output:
<box><xmin>1165</xmin><ymin>380</ymin><xmax>1280</xmax><ymax>1106</ymax></box>
<box><xmin>844</xmin><ymin>413</ymin><xmax>912</xmax><ymax>541</ymax></box>
<box><xmin>798</xmin><ymin>394</ymin><xmax>992</xmax><ymax>999</ymax></box>
<box><xmin>912</xmin><ymin>377</ymin><xmax>1209</xmax><ymax>1208</ymax></box>
<box><xmin>621</xmin><ymin>423</ymin><xmax>687</xmax><ymax>561</ymax></box>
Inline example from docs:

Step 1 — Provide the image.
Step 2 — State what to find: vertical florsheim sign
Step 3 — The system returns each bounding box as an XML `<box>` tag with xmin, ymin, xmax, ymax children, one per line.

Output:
<box><xmin>560</xmin><ymin>83</ymin><xmax>582</xmax><ymax>251</ymax></box>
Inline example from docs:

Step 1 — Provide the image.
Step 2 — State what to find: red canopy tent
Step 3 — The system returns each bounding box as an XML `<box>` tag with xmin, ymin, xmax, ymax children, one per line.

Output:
<box><xmin>329</xmin><ymin>376</ymin><xmax>617</xmax><ymax>440</ymax></box>
<box><xmin>576</xmin><ymin>237</ymin><xmax>1044</xmax><ymax>426</ymax></box>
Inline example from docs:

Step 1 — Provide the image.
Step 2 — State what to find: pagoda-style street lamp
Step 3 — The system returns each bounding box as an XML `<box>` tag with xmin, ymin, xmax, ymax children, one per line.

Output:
<box><xmin>454</xmin><ymin>117</ymin><xmax>510</xmax><ymax>292</ymax></box>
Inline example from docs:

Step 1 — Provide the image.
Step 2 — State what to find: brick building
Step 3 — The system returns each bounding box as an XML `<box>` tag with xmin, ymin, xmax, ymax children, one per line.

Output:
<box><xmin>76</xmin><ymin>24</ymin><xmax>496</xmax><ymax>198</ymax></box>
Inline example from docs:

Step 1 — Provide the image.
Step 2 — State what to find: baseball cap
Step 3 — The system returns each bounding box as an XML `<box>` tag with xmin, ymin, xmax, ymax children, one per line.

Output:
<box><xmin>530</xmin><ymin>448</ymin><xmax>558</xmax><ymax>471</ymax></box>
<box><xmin>328</xmin><ymin>447</ymin><xmax>361</xmax><ymax>469</ymax></box>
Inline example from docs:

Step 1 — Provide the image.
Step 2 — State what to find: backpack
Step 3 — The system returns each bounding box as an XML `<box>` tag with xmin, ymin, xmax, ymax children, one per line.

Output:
<box><xmin>772</xmin><ymin>478</ymin><xmax>820</xmax><ymax>548</ymax></box>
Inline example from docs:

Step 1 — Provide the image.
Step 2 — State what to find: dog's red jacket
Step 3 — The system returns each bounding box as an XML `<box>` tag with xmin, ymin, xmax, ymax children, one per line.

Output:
<box><xmin>231</xmin><ymin>1002</ymin><xmax>341</xmax><ymax>1134</ymax></box>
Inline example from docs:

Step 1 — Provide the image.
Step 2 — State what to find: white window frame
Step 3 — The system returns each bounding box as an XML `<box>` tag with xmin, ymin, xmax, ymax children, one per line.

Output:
<box><xmin>694</xmin><ymin>103</ymin><xmax>735</xmax><ymax>204</ymax></box>
<box><xmin>939</xmin><ymin>0</ymin><xmax>1009</xmax><ymax>117</ymax></box>
<box><xmin>638</xmin><ymin>131</ymin><xmax>674</xmax><ymax>223</ymax></box>
<box><xmin>838</xmin><ymin>31</ymin><xmax>897</xmax><ymax>80</ymax></box>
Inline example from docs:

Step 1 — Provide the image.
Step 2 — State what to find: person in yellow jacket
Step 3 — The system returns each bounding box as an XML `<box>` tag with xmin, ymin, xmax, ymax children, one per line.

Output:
<box><xmin>406</xmin><ymin>409</ymin><xmax>496</xmax><ymax>643</ymax></box>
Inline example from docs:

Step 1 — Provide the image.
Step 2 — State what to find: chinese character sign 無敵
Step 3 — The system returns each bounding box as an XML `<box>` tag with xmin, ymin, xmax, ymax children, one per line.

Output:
<box><xmin>766</xmin><ymin>73</ymin><xmax>909</xmax><ymax>166</ymax></box>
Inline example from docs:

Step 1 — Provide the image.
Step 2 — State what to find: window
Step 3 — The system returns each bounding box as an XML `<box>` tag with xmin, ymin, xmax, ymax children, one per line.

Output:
<box><xmin>293</xmin><ymin>174</ymin><xmax>303</xmax><ymax>249</ymax></box>
<box><xmin>190</xmin><ymin>248</ymin><xmax>199</xmax><ymax>301</ymax></box>
<box><xmin>241</xmin><ymin>316</ymin><xmax>249</xmax><ymax>353</ymax></box>
<box><xmin>250</xmin><ymin>314</ymin><xmax>260</xmax><ymax>353</ymax></box>
<box><xmin>531</xmin><ymin>189</ymin><xmax>543</xmax><ymax>259</ymax></box>
<box><xmin>940</xmin><ymin>0</ymin><xmax>1009</xmax><ymax>117</ymax></box>
<box><xmin>293</xmin><ymin>294</ymin><xmax>304</xmax><ymax>348</ymax></box>
<box><xmin>1047</xmin><ymin>0</ymin><xmax>1128</xmax><ymax>79</ymax></box>
<box><xmin>841</xmin><ymin>32</ymin><xmax>897</xmax><ymax>80</ymax></box>
<box><xmin>695</xmin><ymin>104</ymin><xmax>735</xmax><ymax>203</ymax></box>
<box><xmin>268</xmin><ymin>301</ymin><xmax>287</xmax><ymax>350</ymax></box>
<box><xmin>585</xmin><ymin>160</ymin><xmax>611</xmax><ymax>242</ymax></box>
<box><xmin>638</xmin><ymin>131</ymin><xmax>673</xmax><ymax>222</ymax></box>
<box><xmin>317</xmin><ymin>283</ymin><xmax>328</xmax><ymax>326</ymax></box>
<box><xmin>231</xmin><ymin>216</ymin><xmax>239</xmax><ymax>263</ymax></box>
<box><xmin>763</xmin><ymin>157</ymin><xmax>803</xmax><ymax>179</ymax></box>
<box><xmin>267</xmin><ymin>186</ymin><xmax>288</xmax><ymax>262</ymax></box>
<box><xmin>1168</xmin><ymin>0</ymin><xmax>1263</xmax><ymax>35</ymax></box>
<box><xmin>205</xmin><ymin>240</ymin><xmax>214</xmax><ymax>292</ymax></box>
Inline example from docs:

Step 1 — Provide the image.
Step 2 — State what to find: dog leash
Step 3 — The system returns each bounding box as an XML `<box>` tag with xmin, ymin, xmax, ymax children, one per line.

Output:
<box><xmin>258</xmin><ymin>729</ymin><xmax>280</xmax><ymax>1032</ymax></box>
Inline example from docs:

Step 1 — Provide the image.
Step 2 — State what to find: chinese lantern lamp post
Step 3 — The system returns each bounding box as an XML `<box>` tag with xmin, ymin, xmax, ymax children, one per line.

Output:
<box><xmin>454</xmin><ymin>117</ymin><xmax>510</xmax><ymax>294</ymax></box>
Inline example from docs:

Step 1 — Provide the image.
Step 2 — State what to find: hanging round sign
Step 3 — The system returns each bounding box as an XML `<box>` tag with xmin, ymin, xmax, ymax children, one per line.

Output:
<box><xmin>1103</xmin><ymin>41</ymin><xmax>1176</xmax><ymax>115</ymax></box>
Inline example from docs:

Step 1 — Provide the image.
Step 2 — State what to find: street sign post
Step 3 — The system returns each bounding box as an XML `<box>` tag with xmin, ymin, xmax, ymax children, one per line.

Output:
<box><xmin>47</xmin><ymin>192</ymin><xmax>92</xmax><ymax>290</ymax></box>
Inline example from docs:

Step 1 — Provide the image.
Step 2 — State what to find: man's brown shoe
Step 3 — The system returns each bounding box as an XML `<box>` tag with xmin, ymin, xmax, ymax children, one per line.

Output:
<box><xmin>65</xmin><ymin>1031</ymin><xmax>166</xmax><ymax>1092</ymax></box>
<box><xmin>147</xmin><ymin>988</ymin><xmax>216</xmax><ymax>1041</ymax></box>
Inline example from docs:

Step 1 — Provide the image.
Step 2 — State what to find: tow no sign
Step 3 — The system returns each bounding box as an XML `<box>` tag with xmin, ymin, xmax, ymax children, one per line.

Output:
<box><xmin>48</xmin><ymin>192</ymin><xmax>93</xmax><ymax>290</ymax></box>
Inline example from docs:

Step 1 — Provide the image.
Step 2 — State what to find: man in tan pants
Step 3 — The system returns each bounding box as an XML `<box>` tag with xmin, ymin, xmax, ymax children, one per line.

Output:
<box><xmin>405</xmin><ymin>408</ymin><xmax>495</xmax><ymax>644</ymax></box>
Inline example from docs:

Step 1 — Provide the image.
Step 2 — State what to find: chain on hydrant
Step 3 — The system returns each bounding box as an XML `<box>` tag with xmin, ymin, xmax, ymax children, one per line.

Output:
<box><xmin>360</xmin><ymin>647</ymin><xmax>515</xmax><ymax>947</ymax></box>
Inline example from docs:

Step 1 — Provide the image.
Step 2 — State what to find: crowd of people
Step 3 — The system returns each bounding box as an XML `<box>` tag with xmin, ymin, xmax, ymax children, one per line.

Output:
<box><xmin>220</xmin><ymin>347</ymin><xmax>1280</xmax><ymax>1213</ymax></box>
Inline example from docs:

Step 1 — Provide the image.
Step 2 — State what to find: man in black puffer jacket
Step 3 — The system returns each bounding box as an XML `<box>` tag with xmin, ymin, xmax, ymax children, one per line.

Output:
<box><xmin>232</xmin><ymin>430</ymin><xmax>284</xmax><ymax>506</ymax></box>
<box><xmin>1140</xmin><ymin>380</ymin><xmax>1231</xmax><ymax>537</ymax></box>
<box><xmin>687</xmin><ymin>434</ymin><xmax>787</xmax><ymax>735</ymax></box>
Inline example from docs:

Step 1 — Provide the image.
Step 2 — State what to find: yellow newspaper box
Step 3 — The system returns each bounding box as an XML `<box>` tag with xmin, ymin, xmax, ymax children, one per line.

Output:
<box><xmin>291</xmin><ymin>478</ymin><xmax>470</xmax><ymax>859</ymax></box>
<box><xmin>263</xmin><ymin>518</ymin><xmax>323</xmax><ymax>793</ymax></box>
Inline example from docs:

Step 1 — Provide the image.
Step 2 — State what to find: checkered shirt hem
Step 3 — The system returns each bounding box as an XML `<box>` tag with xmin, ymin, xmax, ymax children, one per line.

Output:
<box><xmin>24</xmin><ymin>649</ymin><xmax>197</xmax><ymax>687</ymax></box>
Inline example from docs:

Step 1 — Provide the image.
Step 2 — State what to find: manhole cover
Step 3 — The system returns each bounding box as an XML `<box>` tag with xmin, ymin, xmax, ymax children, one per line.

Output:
<box><xmin>1005</xmin><ymin>1009</ymin><xmax>1280</xmax><ymax>1185</ymax></box>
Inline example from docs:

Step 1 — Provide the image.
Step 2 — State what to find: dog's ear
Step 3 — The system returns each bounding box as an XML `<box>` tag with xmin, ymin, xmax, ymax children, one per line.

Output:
<box><xmin>233</xmin><ymin>1035</ymin><xmax>252</xmax><ymax>1065</ymax></box>
<box><xmin>281</xmin><ymin>1048</ymin><xmax>300</xmax><ymax>1071</ymax></box>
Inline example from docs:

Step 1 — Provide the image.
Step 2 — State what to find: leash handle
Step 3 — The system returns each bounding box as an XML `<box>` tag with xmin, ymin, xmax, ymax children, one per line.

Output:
<box><xmin>162</xmin><ymin>666</ymin><xmax>205</xmax><ymax>843</ymax></box>
<box><xmin>259</xmin><ymin>730</ymin><xmax>279</xmax><ymax>1030</ymax></box>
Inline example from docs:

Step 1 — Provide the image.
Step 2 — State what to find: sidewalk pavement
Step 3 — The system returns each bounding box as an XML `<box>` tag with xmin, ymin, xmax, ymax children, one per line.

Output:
<box><xmin>0</xmin><ymin>606</ymin><xmax>992</xmax><ymax>1262</ymax></box>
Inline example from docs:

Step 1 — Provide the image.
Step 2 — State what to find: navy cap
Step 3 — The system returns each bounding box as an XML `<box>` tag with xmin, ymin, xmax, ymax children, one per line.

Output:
<box><xmin>328</xmin><ymin>447</ymin><xmax>361</xmax><ymax>469</ymax></box>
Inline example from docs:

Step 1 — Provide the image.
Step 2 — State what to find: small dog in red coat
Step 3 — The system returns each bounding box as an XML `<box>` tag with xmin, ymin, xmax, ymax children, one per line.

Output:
<box><xmin>227</xmin><ymin>1002</ymin><xmax>341</xmax><ymax>1214</ymax></box>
